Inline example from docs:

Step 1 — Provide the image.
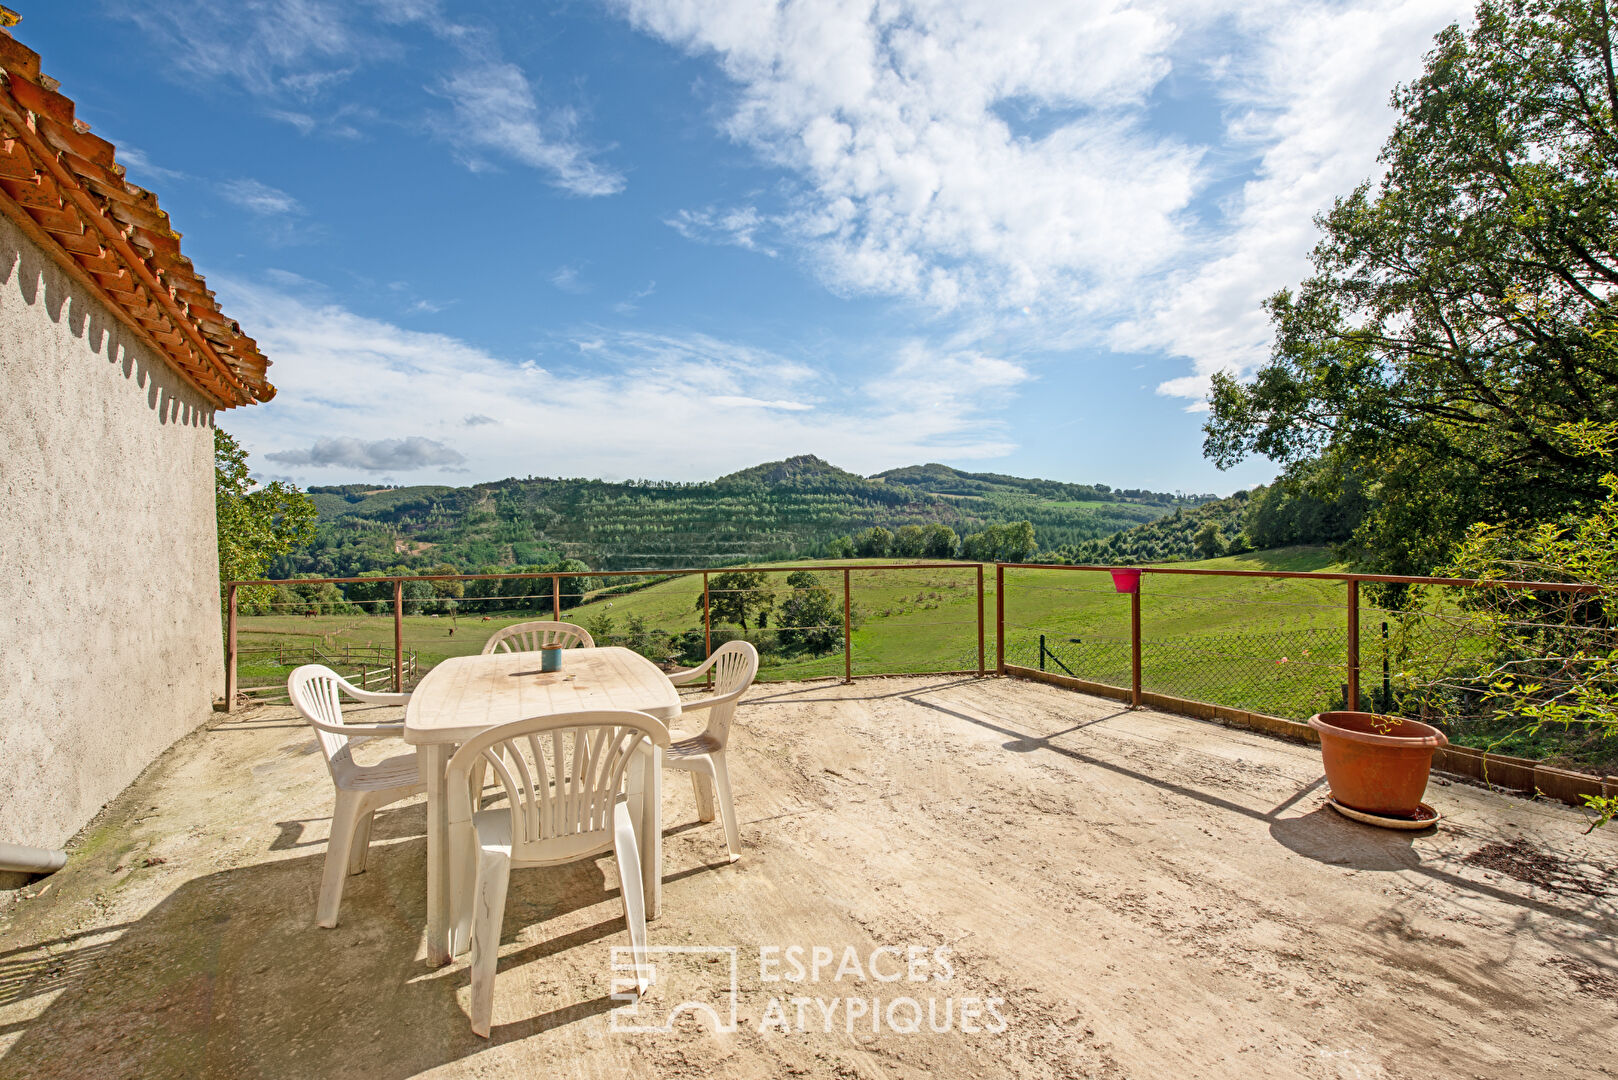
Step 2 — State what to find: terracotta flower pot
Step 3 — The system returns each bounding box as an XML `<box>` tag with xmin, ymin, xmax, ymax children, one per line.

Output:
<box><xmin>1308</xmin><ymin>711</ymin><xmax>1448</xmax><ymax>818</ymax></box>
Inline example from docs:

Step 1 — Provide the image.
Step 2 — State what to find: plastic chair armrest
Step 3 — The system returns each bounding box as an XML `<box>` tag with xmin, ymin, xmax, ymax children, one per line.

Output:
<box><xmin>341</xmin><ymin>687</ymin><xmax>411</xmax><ymax>705</ymax></box>
<box><xmin>301</xmin><ymin>716</ymin><xmax>408</xmax><ymax>738</ymax></box>
<box><xmin>665</xmin><ymin>664</ymin><xmax>711</xmax><ymax>686</ymax></box>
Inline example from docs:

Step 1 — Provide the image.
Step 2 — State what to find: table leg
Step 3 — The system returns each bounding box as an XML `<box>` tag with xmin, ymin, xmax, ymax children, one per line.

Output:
<box><xmin>418</xmin><ymin>743</ymin><xmax>452</xmax><ymax>966</ymax></box>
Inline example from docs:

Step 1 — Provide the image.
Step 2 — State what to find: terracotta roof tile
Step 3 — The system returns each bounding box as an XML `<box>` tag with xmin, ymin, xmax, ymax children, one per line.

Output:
<box><xmin>0</xmin><ymin>24</ymin><xmax>272</xmax><ymax>409</ymax></box>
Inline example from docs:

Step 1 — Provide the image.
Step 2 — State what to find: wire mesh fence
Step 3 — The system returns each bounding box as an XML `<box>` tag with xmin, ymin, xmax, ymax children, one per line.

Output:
<box><xmin>229</xmin><ymin>559</ymin><xmax>1611</xmax><ymax>775</ymax></box>
<box><xmin>998</xmin><ymin>563</ymin><xmax>1612</xmax><ymax>775</ymax></box>
<box><xmin>225</xmin><ymin>562</ymin><xmax>985</xmax><ymax>698</ymax></box>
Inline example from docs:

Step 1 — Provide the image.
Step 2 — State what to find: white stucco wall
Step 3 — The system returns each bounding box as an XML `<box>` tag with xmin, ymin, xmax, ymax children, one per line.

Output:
<box><xmin>0</xmin><ymin>214</ymin><xmax>224</xmax><ymax>850</ymax></box>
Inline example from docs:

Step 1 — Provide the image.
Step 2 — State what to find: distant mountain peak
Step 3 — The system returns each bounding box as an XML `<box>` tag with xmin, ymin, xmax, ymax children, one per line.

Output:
<box><xmin>716</xmin><ymin>454</ymin><xmax>865</xmax><ymax>487</ymax></box>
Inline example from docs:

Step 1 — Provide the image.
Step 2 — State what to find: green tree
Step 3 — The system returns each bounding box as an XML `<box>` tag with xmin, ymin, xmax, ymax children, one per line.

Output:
<box><xmin>960</xmin><ymin>521</ymin><xmax>1037</xmax><ymax>562</ymax></box>
<box><xmin>853</xmin><ymin>526</ymin><xmax>893</xmax><ymax>557</ymax></box>
<box><xmin>892</xmin><ymin>524</ymin><xmax>926</xmax><ymax>558</ymax></box>
<box><xmin>698</xmin><ymin>570</ymin><xmax>775</xmax><ymax>631</ymax></box>
<box><xmin>826</xmin><ymin>534</ymin><xmax>856</xmax><ymax>559</ymax></box>
<box><xmin>215</xmin><ymin>429</ymin><xmax>316</xmax><ymax>607</ymax></box>
<box><xmin>584</xmin><ymin>612</ymin><xmax>617</xmax><ymax>644</ymax></box>
<box><xmin>921</xmin><ymin>523</ymin><xmax>958</xmax><ymax>559</ymax></box>
<box><xmin>1403</xmin><ymin>421</ymin><xmax>1618</xmax><ymax>827</ymax></box>
<box><xmin>1205</xmin><ymin>0</ymin><xmax>1618</xmax><ymax>575</ymax></box>
<box><xmin>776</xmin><ymin>570</ymin><xmax>844</xmax><ymax>654</ymax></box>
<box><xmin>996</xmin><ymin>520</ymin><xmax>1038</xmax><ymax>562</ymax></box>
<box><xmin>1192</xmin><ymin>520</ymin><xmax>1226</xmax><ymax>560</ymax></box>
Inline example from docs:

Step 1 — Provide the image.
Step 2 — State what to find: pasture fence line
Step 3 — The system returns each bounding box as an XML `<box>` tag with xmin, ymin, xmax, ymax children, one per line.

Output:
<box><xmin>226</xmin><ymin>561</ymin><xmax>1599</xmax><ymax>743</ymax></box>
<box><xmin>225</xmin><ymin>562</ymin><xmax>983</xmax><ymax>703</ymax></box>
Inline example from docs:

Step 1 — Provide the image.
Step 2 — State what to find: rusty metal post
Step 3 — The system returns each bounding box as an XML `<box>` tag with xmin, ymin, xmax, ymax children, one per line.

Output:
<box><xmin>1130</xmin><ymin>584</ymin><xmax>1142</xmax><ymax>709</ymax></box>
<box><xmin>702</xmin><ymin>571</ymin><xmax>712</xmax><ymax>657</ymax></box>
<box><xmin>843</xmin><ymin>567</ymin><xmax>853</xmax><ymax>683</ymax></box>
<box><xmin>1346</xmin><ymin>579</ymin><xmax>1361</xmax><ymax>713</ymax></box>
<box><xmin>552</xmin><ymin>574</ymin><xmax>561</xmax><ymax>621</ymax></box>
<box><xmin>976</xmin><ymin>563</ymin><xmax>986</xmax><ymax>677</ymax></box>
<box><xmin>995</xmin><ymin>564</ymin><xmax>1005</xmax><ymax>675</ymax></box>
<box><xmin>392</xmin><ymin>579</ymin><xmax>404</xmax><ymax>692</ymax></box>
<box><xmin>225</xmin><ymin>582</ymin><xmax>238</xmax><ymax>711</ymax></box>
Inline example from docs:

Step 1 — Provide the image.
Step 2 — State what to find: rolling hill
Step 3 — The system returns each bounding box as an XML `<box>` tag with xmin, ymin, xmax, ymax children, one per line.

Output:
<box><xmin>276</xmin><ymin>456</ymin><xmax>1210</xmax><ymax>576</ymax></box>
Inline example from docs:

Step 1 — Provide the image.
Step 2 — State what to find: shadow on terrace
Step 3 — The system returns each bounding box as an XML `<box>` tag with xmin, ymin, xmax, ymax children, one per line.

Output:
<box><xmin>2</xmin><ymin>676</ymin><xmax>1616</xmax><ymax>1079</ymax></box>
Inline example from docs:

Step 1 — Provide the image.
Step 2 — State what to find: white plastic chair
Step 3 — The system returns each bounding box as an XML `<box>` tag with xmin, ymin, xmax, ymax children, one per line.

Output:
<box><xmin>664</xmin><ymin>640</ymin><xmax>759</xmax><ymax>863</ymax></box>
<box><xmin>445</xmin><ymin>710</ymin><xmax>671</xmax><ymax>1038</ymax></box>
<box><xmin>287</xmin><ymin>664</ymin><xmax>423</xmax><ymax>928</ymax></box>
<box><xmin>481</xmin><ymin>620</ymin><xmax>594</xmax><ymax>654</ymax></box>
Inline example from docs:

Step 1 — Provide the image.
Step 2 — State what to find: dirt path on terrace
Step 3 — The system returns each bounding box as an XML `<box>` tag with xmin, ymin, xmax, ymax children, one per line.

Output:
<box><xmin>1</xmin><ymin>676</ymin><xmax>1615</xmax><ymax>1079</ymax></box>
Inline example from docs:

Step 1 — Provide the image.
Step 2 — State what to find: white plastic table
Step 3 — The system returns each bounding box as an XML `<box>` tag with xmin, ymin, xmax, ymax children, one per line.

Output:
<box><xmin>404</xmin><ymin>647</ymin><xmax>680</xmax><ymax>966</ymax></box>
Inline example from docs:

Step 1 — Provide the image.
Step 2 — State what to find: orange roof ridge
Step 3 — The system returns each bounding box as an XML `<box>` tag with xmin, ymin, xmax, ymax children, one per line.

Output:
<box><xmin>0</xmin><ymin>23</ymin><xmax>273</xmax><ymax>409</ymax></box>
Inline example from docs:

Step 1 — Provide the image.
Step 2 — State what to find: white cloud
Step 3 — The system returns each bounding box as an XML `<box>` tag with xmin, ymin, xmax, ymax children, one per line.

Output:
<box><xmin>665</xmin><ymin>207</ymin><xmax>776</xmax><ymax>255</ymax></box>
<box><xmin>434</xmin><ymin>63</ymin><xmax>625</xmax><ymax>196</ymax></box>
<box><xmin>622</xmin><ymin>0</ymin><xmax>1199</xmax><ymax>311</ymax></box>
<box><xmin>1115</xmin><ymin>0</ymin><xmax>1465</xmax><ymax>406</ymax></box>
<box><xmin>711</xmin><ymin>396</ymin><xmax>814</xmax><ymax>411</ymax></box>
<box><xmin>219</xmin><ymin>178</ymin><xmax>303</xmax><ymax>216</ymax></box>
<box><xmin>614</xmin><ymin>280</ymin><xmax>658</xmax><ymax>314</ymax></box>
<box><xmin>617</xmin><ymin>0</ymin><xmax>1470</xmax><ymax>400</ymax></box>
<box><xmin>217</xmin><ymin>278</ymin><xmax>1030</xmax><ymax>482</ymax></box>
<box><xmin>120</xmin><ymin>0</ymin><xmax>374</xmax><ymax>100</ymax></box>
<box><xmin>550</xmin><ymin>265</ymin><xmax>588</xmax><ymax>293</ymax></box>
<box><xmin>113</xmin><ymin>145</ymin><xmax>187</xmax><ymax>184</ymax></box>
<box><xmin>122</xmin><ymin>1</ymin><xmax>621</xmax><ymax>194</ymax></box>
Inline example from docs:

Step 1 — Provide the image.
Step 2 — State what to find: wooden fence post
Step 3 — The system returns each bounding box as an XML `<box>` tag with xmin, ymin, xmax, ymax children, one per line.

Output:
<box><xmin>995</xmin><ymin>564</ymin><xmax>1005</xmax><ymax>675</ymax></box>
<box><xmin>225</xmin><ymin>583</ymin><xmax>238</xmax><ymax>711</ymax></box>
<box><xmin>1346</xmin><ymin>579</ymin><xmax>1361</xmax><ymax>712</ymax></box>
<box><xmin>1130</xmin><ymin>582</ymin><xmax>1143</xmax><ymax>710</ymax></box>
<box><xmin>976</xmin><ymin>563</ymin><xmax>986</xmax><ymax>677</ymax></box>
<box><xmin>552</xmin><ymin>574</ymin><xmax>561</xmax><ymax>622</ymax></box>
<box><xmin>392</xmin><ymin>579</ymin><xmax>404</xmax><ymax>693</ymax></box>
<box><xmin>843</xmin><ymin>567</ymin><xmax>853</xmax><ymax>683</ymax></box>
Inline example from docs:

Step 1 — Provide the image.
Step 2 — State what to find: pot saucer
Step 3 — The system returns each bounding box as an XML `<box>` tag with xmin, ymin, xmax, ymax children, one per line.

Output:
<box><xmin>1326</xmin><ymin>796</ymin><xmax>1442</xmax><ymax>831</ymax></box>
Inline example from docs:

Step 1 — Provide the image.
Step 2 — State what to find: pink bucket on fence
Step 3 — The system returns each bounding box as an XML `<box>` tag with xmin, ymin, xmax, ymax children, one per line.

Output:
<box><xmin>1110</xmin><ymin>568</ymin><xmax>1142</xmax><ymax>594</ymax></box>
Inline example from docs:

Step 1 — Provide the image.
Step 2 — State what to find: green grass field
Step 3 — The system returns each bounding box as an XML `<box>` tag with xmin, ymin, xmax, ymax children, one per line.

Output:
<box><xmin>236</xmin><ymin>549</ymin><xmax>1366</xmax><ymax>711</ymax></box>
<box><xmin>235</xmin><ymin>546</ymin><xmax>1615</xmax><ymax>771</ymax></box>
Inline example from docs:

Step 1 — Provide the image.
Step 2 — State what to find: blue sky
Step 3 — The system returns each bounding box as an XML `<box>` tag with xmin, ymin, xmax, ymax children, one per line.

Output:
<box><xmin>26</xmin><ymin>1</ymin><xmax>1468</xmax><ymax>493</ymax></box>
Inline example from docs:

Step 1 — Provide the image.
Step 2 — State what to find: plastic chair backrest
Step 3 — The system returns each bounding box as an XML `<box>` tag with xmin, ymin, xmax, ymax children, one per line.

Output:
<box><xmin>696</xmin><ymin>640</ymin><xmax>759</xmax><ymax>749</ymax></box>
<box><xmin>445</xmin><ymin>710</ymin><xmax>670</xmax><ymax>858</ymax></box>
<box><xmin>288</xmin><ymin>664</ymin><xmax>361</xmax><ymax>771</ymax></box>
<box><xmin>481</xmin><ymin>621</ymin><xmax>595</xmax><ymax>655</ymax></box>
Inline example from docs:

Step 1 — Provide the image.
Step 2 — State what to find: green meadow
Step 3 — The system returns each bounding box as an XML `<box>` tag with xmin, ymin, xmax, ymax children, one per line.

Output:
<box><xmin>237</xmin><ymin>547</ymin><xmax>1398</xmax><ymax>721</ymax></box>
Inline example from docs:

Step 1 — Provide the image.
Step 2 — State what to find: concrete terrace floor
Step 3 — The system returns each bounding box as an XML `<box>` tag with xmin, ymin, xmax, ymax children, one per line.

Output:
<box><xmin>1</xmin><ymin>676</ymin><xmax>1616</xmax><ymax>1080</ymax></box>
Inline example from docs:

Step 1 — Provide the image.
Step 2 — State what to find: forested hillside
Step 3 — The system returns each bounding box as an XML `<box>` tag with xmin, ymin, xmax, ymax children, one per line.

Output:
<box><xmin>1056</xmin><ymin>473</ymin><xmax>1363</xmax><ymax>564</ymax></box>
<box><xmin>273</xmin><ymin>455</ymin><xmax>1203</xmax><ymax>576</ymax></box>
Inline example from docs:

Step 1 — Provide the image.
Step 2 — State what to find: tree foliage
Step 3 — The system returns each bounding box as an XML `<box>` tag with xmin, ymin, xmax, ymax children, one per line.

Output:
<box><xmin>215</xmin><ymin>429</ymin><xmax>316</xmax><ymax>606</ymax></box>
<box><xmin>921</xmin><ymin>523</ymin><xmax>959</xmax><ymax>558</ymax></box>
<box><xmin>1399</xmin><ymin>422</ymin><xmax>1618</xmax><ymax>826</ymax></box>
<box><xmin>1205</xmin><ymin>0</ymin><xmax>1618</xmax><ymax>574</ymax></box>
<box><xmin>279</xmin><ymin>457</ymin><xmax>1190</xmax><ymax>577</ymax></box>
<box><xmin>1192</xmin><ymin>521</ymin><xmax>1226</xmax><ymax>560</ymax></box>
<box><xmin>854</xmin><ymin>526</ymin><xmax>894</xmax><ymax>557</ymax></box>
<box><xmin>892</xmin><ymin>524</ymin><xmax>927</xmax><ymax>557</ymax></box>
<box><xmin>776</xmin><ymin>570</ymin><xmax>845</xmax><ymax>654</ymax></box>
<box><xmin>959</xmin><ymin>521</ymin><xmax>1037</xmax><ymax>562</ymax></box>
<box><xmin>700</xmin><ymin>571</ymin><xmax>775</xmax><ymax>631</ymax></box>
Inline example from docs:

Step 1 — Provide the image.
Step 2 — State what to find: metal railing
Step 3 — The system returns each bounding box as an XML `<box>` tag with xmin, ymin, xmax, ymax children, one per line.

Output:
<box><xmin>225</xmin><ymin>559</ymin><xmax>1596</xmax><ymax>727</ymax></box>
<box><xmin>994</xmin><ymin>562</ymin><xmax>1598</xmax><ymax>716</ymax></box>
<box><xmin>224</xmin><ymin>562</ymin><xmax>986</xmax><ymax>704</ymax></box>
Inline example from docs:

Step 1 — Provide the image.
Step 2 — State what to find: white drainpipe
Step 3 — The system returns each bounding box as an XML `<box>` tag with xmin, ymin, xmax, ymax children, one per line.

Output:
<box><xmin>0</xmin><ymin>843</ymin><xmax>66</xmax><ymax>875</ymax></box>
